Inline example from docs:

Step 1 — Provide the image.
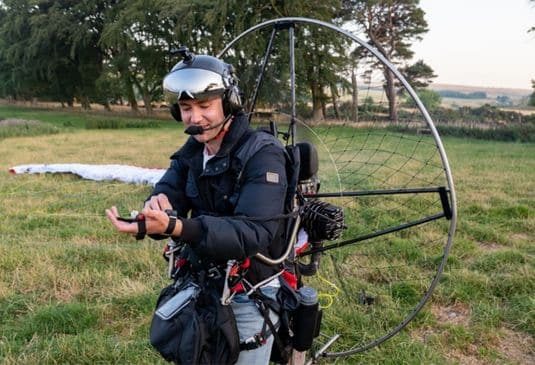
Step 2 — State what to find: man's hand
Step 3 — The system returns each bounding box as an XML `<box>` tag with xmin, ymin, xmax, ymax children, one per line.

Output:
<box><xmin>105</xmin><ymin>206</ymin><xmax>139</xmax><ymax>234</ymax></box>
<box><xmin>145</xmin><ymin>193</ymin><xmax>173</xmax><ymax>211</ymax></box>
<box><xmin>106</xmin><ymin>193</ymin><xmax>182</xmax><ymax>237</ymax></box>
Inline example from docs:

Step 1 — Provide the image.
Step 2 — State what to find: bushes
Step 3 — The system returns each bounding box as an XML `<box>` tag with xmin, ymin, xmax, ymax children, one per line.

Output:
<box><xmin>85</xmin><ymin>118</ymin><xmax>161</xmax><ymax>129</ymax></box>
<box><xmin>387</xmin><ymin>123</ymin><xmax>535</xmax><ymax>143</ymax></box>
<box><xmin>0</xmin><ymin>119</ymin><xmax>60</xmax><ymax>138</ymax></box>
<box><xmin>326</xmin><ymin>99</ymin><xmax>390</xmax><ymax>120</ymax></box>
<box><xmin>436</xmin><ymin>124</ymin><xmax>535</xmax><ymax>143</ymax></box>
<box><xmin>437</xmin><ymin>90</ymin><xmax>487</xmax><ymax>99</ymax></box>
<box><xmin>432</xmin><ymin>104</ymin><xmax>527</xmax><ymax>125</ymax></box>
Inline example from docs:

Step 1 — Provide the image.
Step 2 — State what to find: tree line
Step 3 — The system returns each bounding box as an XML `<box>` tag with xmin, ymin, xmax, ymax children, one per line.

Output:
<box><xmin>0</xmin><ymin>0</ymin><xmax>437</xmax><ymax>121</ymax></box>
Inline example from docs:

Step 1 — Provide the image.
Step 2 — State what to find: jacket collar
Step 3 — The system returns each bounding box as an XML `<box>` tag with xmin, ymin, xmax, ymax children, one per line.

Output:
<box><xmin>170</xmin><ymin>112</ymin><xmax>250</xmax><ymax>161</ymax></box>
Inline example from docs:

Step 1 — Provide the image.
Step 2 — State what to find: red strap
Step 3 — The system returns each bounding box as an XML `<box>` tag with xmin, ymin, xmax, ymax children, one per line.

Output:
<box><xmin>282</xmin><ymin>270</ymin><xmax>298</xmax><ymax>289</ymax></box>
<box><xmin>230</xmin><ymin>282</ymin><xmax>245</xmax><ymax>294</ymax></box>
<box><xmin>241</xmin><ymin>257</ymin><xmax>251</xmax><ymax>269</ymax></box>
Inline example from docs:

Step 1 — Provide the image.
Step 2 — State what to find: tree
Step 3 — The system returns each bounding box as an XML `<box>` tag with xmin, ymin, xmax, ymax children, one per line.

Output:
<box><xmin>28</xmin><ymin>1</ymin><xmax>104</xmax><ymax>108</ymax></box>
<box><xmin>529</xmin><ymin>80</ymin><xmax>535</xmax><ymax>107</ymax></box>
<box><xmin>101</xmin><ymin>0</ymin><xmax>179</xmax><ymax>114</ymax></box>
<box><xmin>0</xmin><ymin>0</ymin><xmax>113</xmax><ymax>108</ymax></box>
<box><xmin>0</xmin><ymin>5</ymin><xmax>13</xmax><ymax>99</ymax></box>
<box><xmin>99</xmin><ymin>0</ymin><xmax>295</xmax><ymax>114</ymax></box>
<box><xmin>297</xmin><ymin>27</ymin><xmax>351</xmax><ymax>121</ymax></box>
<box><xmin>341</xmin><ymin>45</ymin><xmax>367</xmax><ymax>123</ymax></box>
<box><xmin>0</xmin><ymin>0</ymin><xmax>44</xmax><ymax>100</ymax></box>
<box><xmin>496</xmin><ymin>95</ymin><xmax>512</xmax><ymax>107</ymax></box>
<box><xmin>344</xmin><ymin>0</ymin><xmax>429</xmax><ymax>122</ymax></box>
<box><xmin>404</xmin><ymin>88</ymin><xmax>441</xmax><ymax>111</ymax></box>
<box><xmin>187</xmin><ymin>0</ymin><xmax>346</xmax><ymax>121</ymax></box>
<box><xmin>401</xmin><ymin>59</ymin><xmax>436</xmax><ymax>89</ymax></box>
<box><xmin>266</xmin><ymin>0</ymin><xmax>349</xmax><ymax>121</ymax></box>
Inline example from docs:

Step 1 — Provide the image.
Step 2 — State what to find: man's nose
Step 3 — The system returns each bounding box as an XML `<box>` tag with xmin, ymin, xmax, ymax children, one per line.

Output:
<box><xmin>190</xmin><ymin>106</ymin><xmax>203</xmax><ymax>124</ymax></box>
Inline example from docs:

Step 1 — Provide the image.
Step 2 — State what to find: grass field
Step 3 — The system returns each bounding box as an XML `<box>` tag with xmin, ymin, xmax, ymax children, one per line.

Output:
<box><xmin>1</xmin><ymin>106</ymin><xmax>533</xmax><ymax>364</ymax></box>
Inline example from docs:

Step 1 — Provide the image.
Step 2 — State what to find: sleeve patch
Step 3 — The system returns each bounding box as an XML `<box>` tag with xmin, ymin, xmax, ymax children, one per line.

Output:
<box><xmin>266</xmin><ymin>172</ymin><xmax>280</xmax><ymax>183</ymax></box>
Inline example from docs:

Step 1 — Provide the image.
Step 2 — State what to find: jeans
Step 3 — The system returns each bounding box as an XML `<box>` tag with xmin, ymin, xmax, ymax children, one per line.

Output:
<box><xmin>231</xmin><ymin>286</ymin><xmax>279</xmax><ymax>365</ymax></box>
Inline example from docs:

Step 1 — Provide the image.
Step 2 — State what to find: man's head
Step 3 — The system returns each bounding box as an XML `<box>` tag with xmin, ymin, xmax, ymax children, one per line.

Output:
<box><xmin>163</xmin><ymin>48</ymin><xmax>242</xmax><ymax>122</ymax></box>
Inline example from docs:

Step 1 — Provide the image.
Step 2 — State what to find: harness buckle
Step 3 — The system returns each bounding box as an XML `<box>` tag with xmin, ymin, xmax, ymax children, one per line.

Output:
<box><xmin>240</xmin><ymin>333</ymin><xmax>266</xmax><ymax>351</ymax></box>
<box><xmin>221</xmin><ymin>260</ymin><xmax>237</xmax><ymax>305</ymax></box>
<box><xmin>207</xmin><ymin>266</ymin><xmax>222</xmax><ymax>279</ymax></box>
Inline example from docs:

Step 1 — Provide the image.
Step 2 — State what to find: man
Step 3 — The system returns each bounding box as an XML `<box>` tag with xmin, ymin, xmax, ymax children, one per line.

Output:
<box><xmin>106</xmin><ymin>48</ymin><xmax>288</xmax><ymax>364</ymax></box>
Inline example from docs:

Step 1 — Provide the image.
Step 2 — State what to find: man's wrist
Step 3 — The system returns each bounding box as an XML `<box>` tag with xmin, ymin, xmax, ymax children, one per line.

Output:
<box><xmin>171</xmin><ymin>218</ymin><xmax>183</xmax><ymax>238</ymax></box>
<box><xmin>164</xmin><ymin>209</ymin><xmax>176</xmax><ymax>235</ymax></box>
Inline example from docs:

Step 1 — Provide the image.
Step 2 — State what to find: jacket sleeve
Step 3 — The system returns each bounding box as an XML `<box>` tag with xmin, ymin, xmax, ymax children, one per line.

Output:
<box><xmin>181</xmin><ymin>144</ymin><xmax>288</xmax><ymax>261</ymax></box>
<box><xmin>148</xmin><ymin>158</ymin><xmax>191</xmax><ymax>218</ymax></box>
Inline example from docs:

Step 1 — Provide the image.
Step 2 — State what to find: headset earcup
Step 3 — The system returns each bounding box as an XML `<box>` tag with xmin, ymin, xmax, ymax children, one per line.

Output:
<box><xmin>170</xmin><ymin>103</ymin><xmax>182</xmax><ymax>122</ymax></box>
<box><xmin>224</xmin><ymin>86</ymin><xmax>242</xmax><ymax>115</ymax></box>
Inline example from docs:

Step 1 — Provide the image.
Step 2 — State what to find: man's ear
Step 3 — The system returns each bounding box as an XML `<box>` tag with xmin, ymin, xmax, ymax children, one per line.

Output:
<box><xmin>223</xmin><ymin>116</ymin><xmax>234</xmax><ymax>132</ymax></box>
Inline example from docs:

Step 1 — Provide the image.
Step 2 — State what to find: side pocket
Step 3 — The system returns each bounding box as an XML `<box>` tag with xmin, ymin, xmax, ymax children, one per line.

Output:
<box><xmin>149</xmin><ymin>282</ymin><xmax>203</xmax><ymax>364</ymax></box>
<box><xmin>150</xmin><ymin>300</ymin><xmax>204</xmax><ymax>364</ymax></box>
<box><xmin>175</xmin><ymin>304</ymin><xmax>203</xmax><ymax>364</ymax></box>
<box><xmin>150</xmin><ymin>282</ymin><xmax>241</xmax><ymax>364</ymax></box>
<box><xmin>196</xmin><ymin>290</ymin><xmax>241</xmax><ymax>365</ymax></box>
<box><xmin>218</xmin><ymin>304</ymin><xmax>240</xmax><ymax>363</ymax></box>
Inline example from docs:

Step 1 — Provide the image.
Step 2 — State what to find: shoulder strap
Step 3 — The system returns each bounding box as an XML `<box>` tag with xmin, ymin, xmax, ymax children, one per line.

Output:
<box><xmin>231</xmin><ymin>129</ymin><xmax>285</xmax><ymax>190</ymax></box>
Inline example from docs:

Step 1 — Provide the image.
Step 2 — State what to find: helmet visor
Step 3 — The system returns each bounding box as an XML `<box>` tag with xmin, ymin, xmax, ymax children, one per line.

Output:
<box><xmin>163</xmin><ymin>68</ymin><xmax>226</xmax><ymax>105</ymax></box>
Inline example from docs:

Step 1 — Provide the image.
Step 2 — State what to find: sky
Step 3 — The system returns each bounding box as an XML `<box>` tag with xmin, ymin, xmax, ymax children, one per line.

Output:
<box><xmin>411</xmin><ymin>0</ymin><xmax>535</xmax><ymax>90</ymax></box>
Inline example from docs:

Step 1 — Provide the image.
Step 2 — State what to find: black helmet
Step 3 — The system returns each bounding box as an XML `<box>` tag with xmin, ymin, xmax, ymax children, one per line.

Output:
<box><xmin>163</xmin><ymin>47</ymin><xmax>242</xmax><ymax>121</ymax></box>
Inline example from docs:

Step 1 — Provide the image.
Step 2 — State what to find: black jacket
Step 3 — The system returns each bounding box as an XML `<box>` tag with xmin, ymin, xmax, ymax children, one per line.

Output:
<box><xmin>149</xmin><ymin>112</ymin><xmax>288</xmax><ymax>282</ymax></box>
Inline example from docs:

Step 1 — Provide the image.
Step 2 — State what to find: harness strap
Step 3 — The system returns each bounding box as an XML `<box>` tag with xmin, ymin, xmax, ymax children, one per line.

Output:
<box><xmin>259</xmin><ymin>298</ymin><xmax>286</xmax><ymax>354</ymax></box>
<box><xmin>238</xmin><ymin>288</ymin><xmax>289</xmax><ymax>352</ymax></box>
<box><xmin>239</xmin><ymin>297</ymin><xmax>281</xmax><ymax>351</ymax></box>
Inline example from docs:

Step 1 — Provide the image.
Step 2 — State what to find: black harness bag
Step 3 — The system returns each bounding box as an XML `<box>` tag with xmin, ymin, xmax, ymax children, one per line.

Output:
<box><xmin>149</xmin><ymin>275</ymin><xmax>240</xmax><ymax>364</ymax></box>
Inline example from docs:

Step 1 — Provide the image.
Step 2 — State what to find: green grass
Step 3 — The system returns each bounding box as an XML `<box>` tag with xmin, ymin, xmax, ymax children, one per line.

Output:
<box><xmin>0</xmin><ymin>104</ymin><xmax>173</xmax><ymax>129</ymax></box>
<box><xmin>0</xmin><ymin>120</ymin><xmax>61</xmax><ymax>139</ymax></box>
<box><xmin>0</xmin><ymin>105</ymin><xmax>534</xmax><ymax>364</ymax></box>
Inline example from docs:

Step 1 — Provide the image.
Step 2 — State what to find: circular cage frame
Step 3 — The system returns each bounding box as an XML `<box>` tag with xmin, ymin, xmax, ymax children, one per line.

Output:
<box><xmin>219</xmin><ymin>17</ymin><xmax>457</xmax><ymax>359</ymax></box>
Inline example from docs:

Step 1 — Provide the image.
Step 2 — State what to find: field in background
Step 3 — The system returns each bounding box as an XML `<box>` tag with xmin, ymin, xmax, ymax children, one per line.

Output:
<box><xmin>0</xmin><ymin>106</ymin><xmax>534</xmax><ymax>364</ymax></box>
<box><xmin>343</xmin><ymin>84</ymin><xmax>534</xmax><ymax>110</ymax></box>
<box><xmin>429</xmin><ymin>83</ymin><xmax>533</xmax><ymax>110</ymax></box>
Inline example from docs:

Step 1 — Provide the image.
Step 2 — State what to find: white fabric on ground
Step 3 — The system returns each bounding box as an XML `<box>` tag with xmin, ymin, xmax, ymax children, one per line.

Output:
<box><xmin>9</xmin><ymin>163</ymin><xmax>166</xmax><ymax>186</ymax></box>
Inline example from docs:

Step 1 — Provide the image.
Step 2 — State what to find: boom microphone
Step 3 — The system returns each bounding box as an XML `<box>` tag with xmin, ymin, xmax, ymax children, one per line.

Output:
<box><xmin>184</xmin><ymin>114</ymin><xmax>232</xmax><ymax>136</ymax></box>
<box><xmin>184</xmin><ymin>125</ymin><xmax>204</xmax><ymax>135</ymax></box>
